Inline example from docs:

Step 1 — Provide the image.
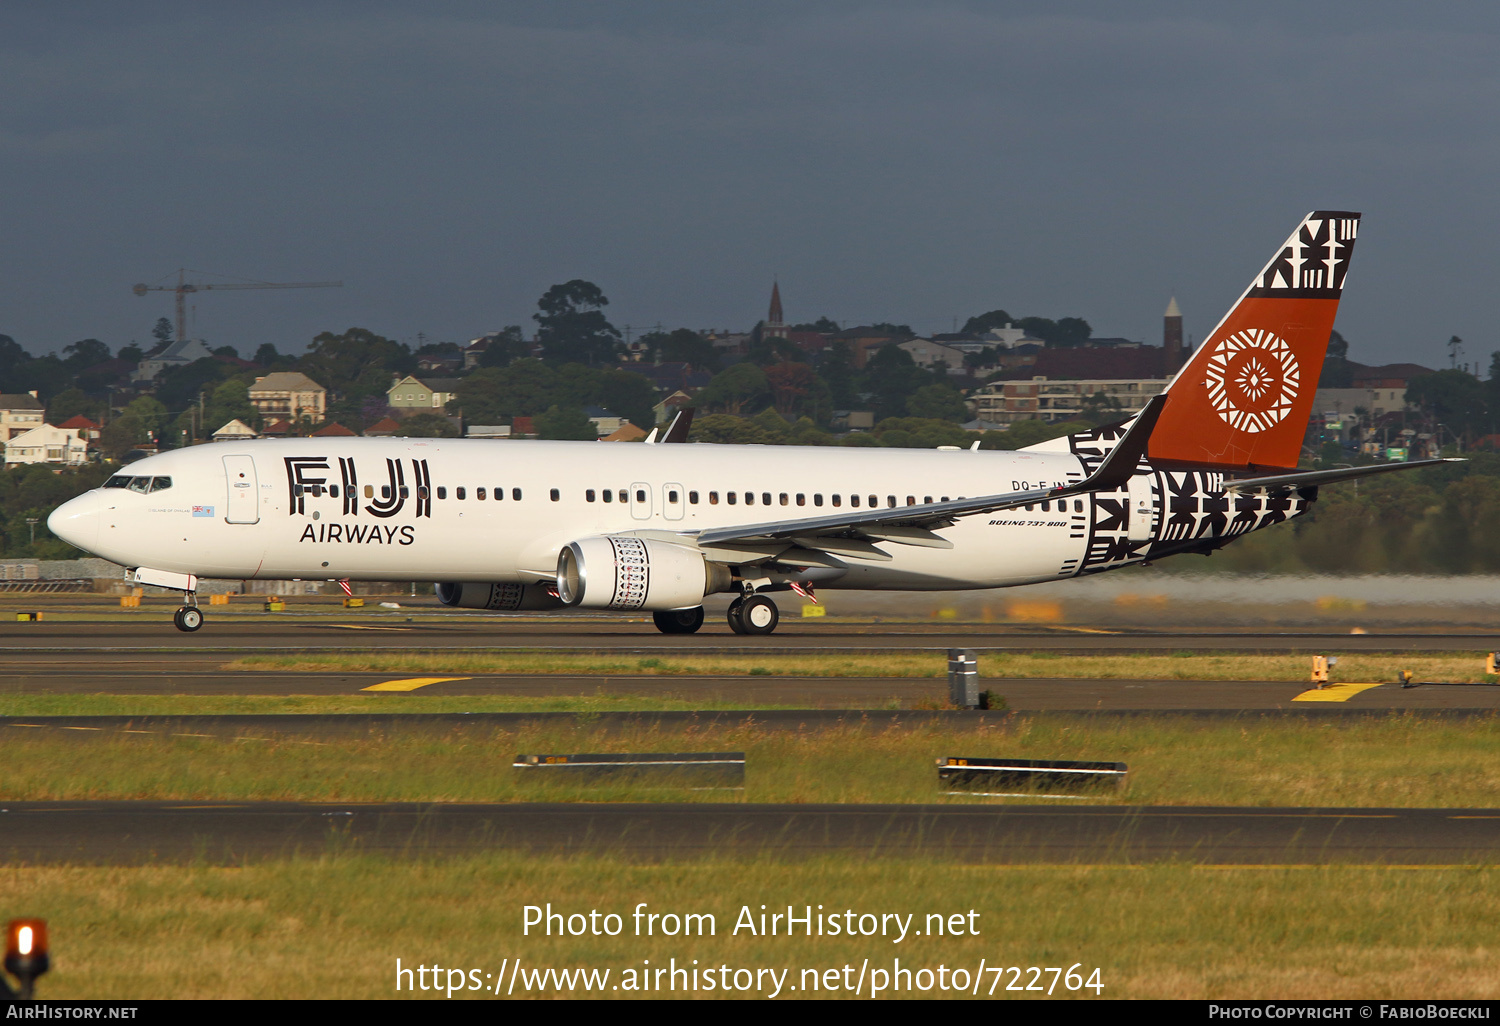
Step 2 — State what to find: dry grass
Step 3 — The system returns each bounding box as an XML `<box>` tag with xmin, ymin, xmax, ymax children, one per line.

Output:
<box><xmin>223</xmin><ymin>649</ymin><xmax>1498</xmax><ymax>683</ymax></box>
<box><xmin>6</xmin><ymin>858</ymin><xmax>1499</xmax><ymax>999</ymax></box>
<box><xmin>4</xmin><ymin>716</ymin><xmax>1500</xmax><ymax>807</ymax></box>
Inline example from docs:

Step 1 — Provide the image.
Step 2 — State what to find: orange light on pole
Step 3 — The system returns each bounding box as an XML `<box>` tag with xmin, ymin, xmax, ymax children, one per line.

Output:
<box><xmin>5</xmin><ymin>919</ymin><xmax>49</xmax><ymax>999</ymax></box>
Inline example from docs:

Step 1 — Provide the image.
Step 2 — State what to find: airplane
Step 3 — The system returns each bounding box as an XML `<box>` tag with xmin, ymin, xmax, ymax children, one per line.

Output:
<box><xmin>49</xmin><ymin>210</ymin><xmax>1454</xmax><ymax>634</ymax></box>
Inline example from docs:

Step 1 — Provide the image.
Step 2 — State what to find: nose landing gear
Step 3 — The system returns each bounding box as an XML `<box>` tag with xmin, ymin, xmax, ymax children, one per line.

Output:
<box><xmin>172</xmin><ymin>604</ymin><xmax>203</xmax><ymax>632</ymax></box>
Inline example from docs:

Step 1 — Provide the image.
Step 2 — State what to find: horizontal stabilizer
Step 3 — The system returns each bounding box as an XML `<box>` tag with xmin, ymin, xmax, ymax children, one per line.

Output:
<box><xmin>1226</xmin><ymin>458</ymin><xmax>1462</xmax><ymax>493</ymax></box>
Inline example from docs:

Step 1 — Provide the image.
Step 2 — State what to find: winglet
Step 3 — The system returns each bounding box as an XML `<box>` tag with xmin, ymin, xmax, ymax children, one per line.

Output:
<box><xmin>1059</xmin><ymin>393</ymin><xmax>1168</xmax><ymax>494</ymax></box>
<box><xmin>662</xmin><ymin>406</ymin><xmax>695</xmax><ymax>443</ymax></box>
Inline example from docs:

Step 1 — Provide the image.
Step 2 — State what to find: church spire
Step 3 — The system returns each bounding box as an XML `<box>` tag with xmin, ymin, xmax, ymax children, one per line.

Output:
<box><xmin>768</xmin><ymin>281</ymin><xmax>784</xmax><ymax>326</ymax></box>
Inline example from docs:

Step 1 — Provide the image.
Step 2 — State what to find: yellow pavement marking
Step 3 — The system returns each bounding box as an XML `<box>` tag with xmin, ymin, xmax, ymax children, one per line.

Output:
<box><xmin>1291</xmin><ymin>682</ymin><xmax>1386</xmax><ymax>703</ymax></box>
<box><xmin>361</xmin><ymin>676</ymin><xmax>471</xmax><ymax>692</ymax></box>
<box><xmin>312</xmin><ymin>624</ymin><xmax>416</xmax><ymax>632</ymax></box>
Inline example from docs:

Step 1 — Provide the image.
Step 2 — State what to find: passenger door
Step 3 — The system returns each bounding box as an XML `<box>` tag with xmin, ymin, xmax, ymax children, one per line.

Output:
<box><xmin>1126</xmin><ymin>473</ymin><xmax>1156</xmax><ymax>543</ymax></box>
<box><xmin>223</xmin><ymin>455</ymin><xmax>259</xmax><ymax>524</ymax></box>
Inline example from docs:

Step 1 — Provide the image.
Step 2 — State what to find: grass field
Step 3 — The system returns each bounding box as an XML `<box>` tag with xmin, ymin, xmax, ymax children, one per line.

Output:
<box><xmin>6</xmin><ymin>716</ymin><xmax>1500</xmax><ymax>807</ymax></box>
<box><xmin>6</xmin><ymin>857</ymin><xmax>1498</xmax><ymax>999</ymax></box>
<box><xmin>225</xmin><ymin>649</ymin><xmax>1498</xmax><ymax>683</ymax></box>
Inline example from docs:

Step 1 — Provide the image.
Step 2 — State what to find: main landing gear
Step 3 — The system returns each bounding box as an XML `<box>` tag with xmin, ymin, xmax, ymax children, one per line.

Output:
<box><xmin>652</xmin><ymin>607</ymin><xmax>705</xmax><ymax>634</ymax></box>
<box><xmin>726</xmin><ymin>594</ymin><xmax>779</xmax><ymax>636</ymax></box>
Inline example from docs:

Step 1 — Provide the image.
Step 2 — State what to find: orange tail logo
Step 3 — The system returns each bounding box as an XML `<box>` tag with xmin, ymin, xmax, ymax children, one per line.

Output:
<box><xmin>1149</xmin><ymin>210</ymin><xmax>1360</xmax><ymax>471</ymax></box>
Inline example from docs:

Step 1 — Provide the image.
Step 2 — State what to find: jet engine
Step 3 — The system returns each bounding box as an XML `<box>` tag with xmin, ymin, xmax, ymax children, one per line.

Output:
<box><xmin>435</xmin><ymin>581</ymin><xmax>563</xmax><ymax>611</ymax></box>
<box><xmin>556</xmin><ymin>536</ymin><xmax>731</xmax><ymax>611</ymax></box>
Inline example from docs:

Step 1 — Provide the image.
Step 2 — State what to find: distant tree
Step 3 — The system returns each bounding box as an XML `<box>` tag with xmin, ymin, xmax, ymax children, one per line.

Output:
<box><xmin>1407</xmin><ymin>369</ymin><xmax>1489</xmax><ymax>441</ymax></box>
<box><xmin>9</xmin><ymin>355</ymin><xmax>72</xmax><ymax>402</ymax></box>
<box><xmin>695</xmin><ymin>363</ymin><xmax>770</xmax><ymax>416</ymax></box>
<box><xmin>1079</xmin><ymin>390</ymin><xmax>1124</xmax><ymax>422</ymax></box>
<box><xmin>253</xmin><ymin>343</ymin><xmax>280</xmax><ymax>366</ymax></box>
<box><xmin>0</xmin><ymin>335</ymin><xmax>30</xmax><ymax>379</ymax></box>
<box><xmin>533</xmin><ymin>280</ymin><xmax>621</xmax><ymax>366</ymax></box>
<box><xmin>117</xmin><ymin>343</ymin><xmax>144</xmax><ymax>364</ymax></box>
<box><xmin>1327</xmin><ymin>329</ymin><xmax>1349</xmax><ymax>361</ymax></box>
<box><xmin>765</xmin><ymin>362</ymin><xmax>822</xmax><ymax>420</ymax></box>
<box><xmin>867</xmin><ymin>322</ymin><xmax>914</xmax><ymax>337</ymax></box>
<box><xmin>151</xmin><ymin>318</ymin><xmax>173</xmax><ymax>345</ymax></box>
<box><xmin>642</xmin><ymin>328</ymin><xmax>721</xmax><ymax>372</ymax></box>
<box><xmin>477</xmin><ymin>326</ymin><xmax>530</xmax><ymax>369</ymax></box>
<box><xmin>45</xmin><ymin>389</ymin><xmax>102</xmax><ymax>424</ymax></box>
<box><xmin>391</xmin><ymin>412</ymin><xmax>459</xmax><ymax>438</ymax></box>
<box><xmin>1015</xmin><ymin>316</ymin><xmax>1091</xmax><ymax>348</ymax></box>
<box><xmin>688</xmin><ymin>413</ymin><xmax>780</xmax><ymax>445</ymax></box>
<box><xmin>300</xmin><ymin>328</ymin><xmax>413</xmax><ymax>399</ymax></box>
<box><xmin>860</xmin><ymin>344</ymin><xmax>931</xmax><ymax>418</ymax></box>
<box><xmin>594</xmin><ymin>368</ymin><xmax>657</xmax><ymax>430</ymax></box>
<box><xmin>817</xmin><ymin>340</ymin><xmax>858</xmax><ymax>409</ymax></box>
<box><xmin>788</xmin><ymin>317</ymin><xmax>840</xmax><ymax>333</ymax></box>
<box><xmin>202</xmin><ymin>379</ymin><xmax>258</xmax><ymax>433</ymax></box>
<box><xmin>905</xmin><ymin>382</ymin><xmax>968</xmax><ymax>422</ymax></box>
<box><xmin>212</xmin><ymin>345</ymin><xmax>239</xmax><ymax>359</ymax></box>
<box><xmin>155</xmin><ymin>357</ymin><xmax>234</xmax><ymax>412</ymax></box>
<box><xmin>962</xmin><ymin>309</ymin><xmax>1015</xmax><ymax>335</ymax></box>
<box><xmin>535</xmin><ymin>404</ymin><xmax>598</xmax><ymax>440</ymax></box>
<box><xmin>62</xmin><ymin>338</ymin><xmax>111</xmax><ymax>371</ymax></box>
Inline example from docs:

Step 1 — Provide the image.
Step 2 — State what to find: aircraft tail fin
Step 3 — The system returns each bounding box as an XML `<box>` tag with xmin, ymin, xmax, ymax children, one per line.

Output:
<box><xmin>1147</xmin><ymin>211</ymin><xmax>1361</xmax><ymax>470</ymax></box>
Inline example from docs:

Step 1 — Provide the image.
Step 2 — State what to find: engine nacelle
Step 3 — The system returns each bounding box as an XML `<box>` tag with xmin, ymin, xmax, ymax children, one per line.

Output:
<box><xmin>556</xmin><ymin>536</ymin><xmax>730</xmax><ymax>611</ymax></box>
<box><xmin>435</xmin><ymin>581</ymin><xmax>563</xmax><ymax>611</ymax></box>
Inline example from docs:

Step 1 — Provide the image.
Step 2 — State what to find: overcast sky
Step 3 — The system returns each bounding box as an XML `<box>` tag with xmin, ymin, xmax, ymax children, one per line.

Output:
<box><xmin>3</xmin><ymin>1</ymin><xmax>1499</xmax><ymax>369</ymax></box>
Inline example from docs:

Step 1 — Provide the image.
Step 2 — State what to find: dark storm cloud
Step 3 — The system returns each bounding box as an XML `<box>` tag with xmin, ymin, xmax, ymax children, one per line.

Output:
<box><xmin>3</xmin><ymin>2</ymin><xmax>1498</xmax><ymax>368</ymax></box>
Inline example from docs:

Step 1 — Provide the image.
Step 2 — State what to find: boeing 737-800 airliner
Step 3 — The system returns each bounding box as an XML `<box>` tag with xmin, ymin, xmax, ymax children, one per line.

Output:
<box><xmin>48</xmin><ymin>211</ymin><xmax>1450</xmax><ymax>634</ymax></box>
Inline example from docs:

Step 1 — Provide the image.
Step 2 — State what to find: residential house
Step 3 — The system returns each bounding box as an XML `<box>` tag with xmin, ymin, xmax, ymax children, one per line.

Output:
<box><xmin>0</xmin><ymin>392</ymin><xmax>46</xmax><ymax>440</ymax></box>
<box><xmin>969</xmin><ymin>375</ymin><xmax>1168</xmax><ymax>427</ymax></box>
<box><xmin>387</xmin><ymin>375</ymin><xmax>463</xmax><ymax>415</ymax></box>
<box><xmin>211</xmin><ymin>419</ymin><xmax>258</xmax><ymax>442</ymax></box>
<box><xmin>131</xmin><ymin>338</ymin><xmax>215</xmax><ymax>382</ymax></box>
<box><xmin>311</xmin><ymin>422</ymin><xmax>357</xmax><ymax>438</ymax></box>
<box><xmin>584</xmin><ymin>406</ymin><xmax>627</xmax><ymax>436</ymax></box>
<box><xmin>652</xmin><ymin>389</ymin><xmax>696</xmax><ymax>425</ymax></box>
<box><xmin>4</xmin><ymin>424</ymin><xmax>88</xmax><ymax>466</ymax></box>
<box><xmin>248</xmin><ymin>372</ymin><xmax>326</xmax><ymax>423</ymax></box>
<box><xmin>898</xmin><ymin>338</ymin><xmax>968</xmax><ymax>374</ymax></box>
<box><xmin>55</xmin><ymin>414</ymin><xmax>101</xmax><ymax>441</ymax></box>
<box><xmin>364</xmin><ymin>417</ymin><xmax>402</xmax><ymax>437</ymax></box>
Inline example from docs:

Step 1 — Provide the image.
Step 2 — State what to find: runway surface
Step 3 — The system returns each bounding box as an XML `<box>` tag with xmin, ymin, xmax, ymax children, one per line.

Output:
<box><xmin>4</xmin><ymin>657</ymin><xmax>1500</xmax><ymax>709</ymax></box>
<box><xmin>2</xmin><ymin>801</ymin><xmax>1495</xmax><ymax>865</ymax></box>
<box><xmin>3</xmin><ymin>616</ymin><xmax>1499</xmax><ymax>653</ymax></box>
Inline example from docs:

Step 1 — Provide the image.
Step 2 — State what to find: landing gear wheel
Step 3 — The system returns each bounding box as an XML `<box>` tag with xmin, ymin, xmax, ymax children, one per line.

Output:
<box><xmin>653</xmin><ymin>607</ymin><xmax>704</xmax><ymax>634</ymax></box>
<box><xmin>738</xmin><ymin>595</ymin><xmax>779</xmax><ymax>635</ymax></box>
<box><xmin>173</xmin><ymin>606</ymin><xmax>203</xmax><ymax>633</ymax></box>
<box><xmin>726</xmin><ymin>598</ymin><xmax>748</xmax><ymax>634</ymax></box>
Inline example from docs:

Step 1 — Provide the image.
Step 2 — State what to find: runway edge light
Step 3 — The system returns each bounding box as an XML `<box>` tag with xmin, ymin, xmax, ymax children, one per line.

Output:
<box><xmin>4</xmin><ymin>918</ymin><xmax>49</xmax><ymax>1000</ymax></box>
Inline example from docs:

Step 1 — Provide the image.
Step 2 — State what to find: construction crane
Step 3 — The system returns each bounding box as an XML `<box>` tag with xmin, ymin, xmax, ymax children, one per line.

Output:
<box><xmin>132</xmin><ymin>269</ymin><xmax>343</xmax><ymax>344</ymax></box>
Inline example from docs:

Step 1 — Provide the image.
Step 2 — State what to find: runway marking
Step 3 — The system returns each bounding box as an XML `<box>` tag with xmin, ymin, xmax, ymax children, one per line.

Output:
<box><xmin>1448</xmin><ymin>815</ymin><xmax>1500</xmax><ymax>819</ymax></box>
<box><xmin>362</xmin><ymin>676</ymin><xmax>471</xmax><ymax>692</ymax></box>
<box><xmin>312</xmin><ymin>624</ymin><xmax>417</xmax><ymax>632</ymax></box>
<box><xmin>1291</xmin><ymin>682</ymin><xmax>1385</xmax><ymax>703</ymax></box>
<box><xmin>61</xmin><ymin>726</ymin><xmax>101</xmax><ymax>730</ymax></box>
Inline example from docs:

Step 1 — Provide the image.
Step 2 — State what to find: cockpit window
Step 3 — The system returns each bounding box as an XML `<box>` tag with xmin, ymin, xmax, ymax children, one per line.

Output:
<box><xmin>104</xmin><ymin>475</ymin><xmax>132</xmax><ymax>489</ymax></box>
<box><xmin>148</xmin><ymin>477</ymin><xmax>172</xmax><ymax>493</ymax></box>
<box><xmin>126</xmin><ymin>478</ymin><xmax>151</xmax><ymax>494</ymax></box>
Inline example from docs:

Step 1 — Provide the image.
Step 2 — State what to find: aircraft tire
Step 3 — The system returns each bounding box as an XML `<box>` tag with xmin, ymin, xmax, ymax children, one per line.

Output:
<box><xmin>738</xmin><ymin>595</ymin><xmax>779</xmax><ymax>635</ymax></box>
<box><xmin>726</xmin><ymin>598</ymin><xmax>748</xmax><ymax>634</ymax></box>
<box><xmin>653</xmin><ymin>607</ymin><xmax>705</xmax><ymax>634</ymax></box>
<box><xmin>174</xmin><ymin>606</ymin><xmax>204</xmax><ymax>633</ymax></box>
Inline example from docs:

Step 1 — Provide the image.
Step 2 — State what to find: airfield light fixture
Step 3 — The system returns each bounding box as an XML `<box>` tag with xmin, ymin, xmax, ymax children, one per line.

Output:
<box><xmin>4</xmin><ymin>918</ymin><xmax>49</xmax><ymax>999</ymax></box>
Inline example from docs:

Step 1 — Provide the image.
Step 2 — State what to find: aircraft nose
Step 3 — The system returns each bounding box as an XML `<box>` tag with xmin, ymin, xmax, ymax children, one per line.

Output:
<box><xmin>48</xmin><ymin>491</ymin><xmax>102</xmax><ymax>553</ymax></box>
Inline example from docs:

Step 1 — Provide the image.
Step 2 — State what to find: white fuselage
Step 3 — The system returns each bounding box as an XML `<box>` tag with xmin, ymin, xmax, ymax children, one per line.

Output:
<box><xmin>49</xmin><ymin>438</ymin><xmax>1118</xmax><ymax>590</ymax></box>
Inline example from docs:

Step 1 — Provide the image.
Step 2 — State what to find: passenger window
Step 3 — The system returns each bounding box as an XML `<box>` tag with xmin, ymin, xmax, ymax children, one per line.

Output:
<box><xmin>744</xmin><ymin>492</ymin><xmax>754</xmax><ymax>505</ymax></box>
<box><xmin>887</xmin><ymin>496</ymin><xmax>896</xmax><ymax>507</ymax></box>
<box><xmin>941</xmin><ymin>496</ymin><xmax>949</xmax><ymax>502</ymax></box>
<box><xmin>1041</xmin><ymin>501</ymin><xmax>1049</xmax><ymax>512</ymax></box>
<box><xmin>832</xmin><ymin>495</ymin><xmax>842</xmax><ymax>507</ymax></box>
<box><xmin>128</xmin><ymin>478</ymin><xmax>151</xmax><ymax>493</ymax></box>
<box><xmin>512</xmin><ymin>488</ymin><xmax>522</xmax><ymax>500</ymax></box>
<box><xmin>668</xmin><ymin>490</ymin><xmax>679</xmax><ymax>503</ymax></box>
<box><xmin>399</xmin><ymin>487</ymin><xmax>409</xmax><ymax>498</ymax></box>
<box><xmin>1075</xmin><ymin>500</ymin><xmax>1083</xmax><ymax>513</ymax></box>
<box><xmin>924</xmin><ymin>496</ymin><xmax>933</xmax><ymax>503</ymax></box>
<box><xmin>586</xmin><ymin>489</ymin><xmax>596</xmax><ymax>502</ymax></box>
<box><xmin>150</xmin><ymin>476</ymin><xmax>173</xmax><ymax>493</ymax></box>
<box><xmin>477</xmin><ymin>488</ymin><xmax>486</xmax><ymax>500</ymax></box>
<box><xmin>104</xmin><ymin>475</ymin><xmax>132</xmax><ymax>489</ymax></box>
<box><xmin>381</xmin><ymin>485</ymin><xmax>391</xmax><ymax>499</ymax></box>
<box><xmin>1024</xmin><ymin>504</ymin><xmax>1033</xmax><ymax>511</ymax></box>
<box><xmin>436</xmin><ymin>487</ymin><xmax>447</xmax><ymax>500</ymax></box>
<box><xmin>689</xmin><ymin>491</ymin><xmax>699</xmax><ymax>504</ymax></box>
<box><xmin>796</xmin><ymin>494</ymin><xmax>805</xmax><ymax>506</ymax></box>
<box><xmin>814</xmin><ymin>494</ymin><xmax>823</xmax><ymax>507</ymax></box>
<box><xmin>365</xmin><ymin>485</ymin><xmax>375</xmax><ymax>499</ymax></box>
<box><xmin>709</xmin><ymin>492</ymin><xmax>719</xmax><ymax>505</ymax></box>
<box><xmin>728</xmin><ymin>492</ymin><xmax>737</xmax><ymax>505</ymax></box>
<box><xmin>634</xmin><ymin>489</ymin><xmax>644</xmax><ymax>503</ymax></box>
<box><xmin>602</xmin><ymin>489</ymin><xmax>612</xmax><ymax>503</ymax></box>
<box><xmin>328</xmin><ymin>485</ymin><xmax>339</xmax><ymax>498</ymax></box>
<box><xmin>906</xmin><ymin>496</ymin><xmax>915</xmax><ymax>505</ymax></box>
<box><xmin>418</xmin><ymin>486</ymin><xmax>429</xmax><ymax>500</ymax></box>
<box><xmin>495</xmin><ymin>487</ymin><xmax>503</xmax><ymax>500</ymax></box>
<box><xmin>851</xmin><ymin>495</ymin><xmax>860</xmax><ymax>507</ymax></box>
<box><xmin>868</xmin><ymin>495</ymin><xmax>877</xmax><ymax>508</ymax></box>
<box><xmin>779</xmin><ymin>493</ymin><xmax>789</xmax><ymax>506</ymax></box>
<box><xmin>552</xmin><ymin>489</ymin><xmax>561</xmax><ymax>502</ymax></box>
<box><xmin>456</xmin><ymin>487</ymin><xmax>466</xmax><ymax>500</ymax></box>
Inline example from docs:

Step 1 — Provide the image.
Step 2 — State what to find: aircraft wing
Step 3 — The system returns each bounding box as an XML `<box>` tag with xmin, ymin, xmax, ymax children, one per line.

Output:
<box><xmin>1225</xmin><ymin>457</ymin><xmax>1462</xmax><ymax>493</ymax></box>
<box><xmin>693</xmin><ymin>394</ymin><xmax>1167</xmax><ymax>556</ymax></box>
